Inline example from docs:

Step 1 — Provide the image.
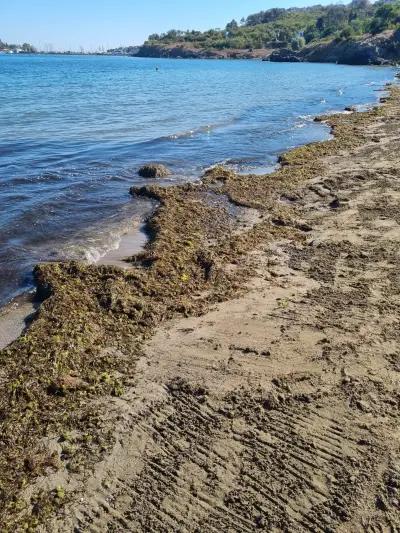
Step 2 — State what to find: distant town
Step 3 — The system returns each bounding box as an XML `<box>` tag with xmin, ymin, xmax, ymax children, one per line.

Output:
<box><xmin>0</xmin><ymin>38</ymin><xmax>139</xmax><ymax>56</ymax></box>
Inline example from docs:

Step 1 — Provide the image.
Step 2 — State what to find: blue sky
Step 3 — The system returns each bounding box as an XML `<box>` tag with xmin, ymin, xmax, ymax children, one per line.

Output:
<box><xmin>3</xmin><ymin>0</ymin><xmax>340</xmax><ymax>51</ymax></box>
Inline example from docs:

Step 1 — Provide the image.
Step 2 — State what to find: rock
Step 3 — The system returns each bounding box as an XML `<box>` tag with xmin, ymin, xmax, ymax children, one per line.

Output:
<box><xmin>269</xmin><ymin>49</ymin><xmax>303</xmax><ymax>62</ymax></box>
<box><xmin>138</xmin><ymin>164</ymin><xmax>170</xmax><ymax>178</ymax></box>
<box><xmin>255</xmin><ymin>515</ymin><xmax>267</xmax><ymax>528</ymax></box>
<box><xmin>356</xmin><ymin>399</ymin><xmax>371</xmax><ymax>412</ymax></box>
<box><xmin>47</xmin><ymin>374</ymin><xmax>88</xmax><ymax>396</ymax></box>
<box><xmin>329</xmin><ymin>198</ymin><xmax>341</xmax><ymax>209</ymax></box>
<box><xmin>376</xmin><ymin>495</ymin><xmax>388</xmax><ymax>511</ymax></box>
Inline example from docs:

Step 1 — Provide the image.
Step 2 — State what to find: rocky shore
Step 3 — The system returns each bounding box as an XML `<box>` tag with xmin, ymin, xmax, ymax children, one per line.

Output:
<box><xmin>1</xmin><ymin>86</ymin><xmax>400</xmax><ymax>530</ymax></box>
<box><xmin>135</xmin><ymin>29</ymin><xmax>400</xmax><ymax>65</ymax></box>
<box><xmin>269</xmin><ymin>29</ymin><xmax>400</xmax><ymax>66</ymax></box>
<box><xmin>135</xmin><ymin>43</ymin><xmax>270</xmax><ymax>59</ymax></box>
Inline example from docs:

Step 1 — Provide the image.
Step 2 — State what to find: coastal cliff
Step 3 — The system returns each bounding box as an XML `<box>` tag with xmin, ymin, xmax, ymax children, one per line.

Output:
<box><xmin>268</xmin><ymin>29</ymin><xmax>400</xmax><ymax>65</ymax></box>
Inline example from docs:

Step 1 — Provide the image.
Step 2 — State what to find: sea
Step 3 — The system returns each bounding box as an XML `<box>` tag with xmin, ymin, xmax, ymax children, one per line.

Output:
<box><xmin>0</xmin><ymin>54</ymin><xmax>395</xmax><ymax>306</ymax></box>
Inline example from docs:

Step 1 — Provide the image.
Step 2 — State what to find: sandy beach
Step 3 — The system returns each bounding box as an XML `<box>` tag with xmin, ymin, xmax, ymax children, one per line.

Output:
<box><xmin>1</xmin><ymin>85</ymin><xmax>400</xmax><ymax>531</ymax></box>
<box><xmin>97</xmin><ymin>223</ymin><xmax>149</xmax><ymax>269</ymax></box>
<box><xmin>0</xmin><ymin>294</ymin><xmax>37</xmax><ymax>351</ymax></box>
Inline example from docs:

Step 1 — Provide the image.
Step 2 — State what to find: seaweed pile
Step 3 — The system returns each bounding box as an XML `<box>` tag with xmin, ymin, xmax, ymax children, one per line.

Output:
<box><xmin>0</xmin><ymin>86</ymin><xmax>398</xmax><ymax>529</ymax></box>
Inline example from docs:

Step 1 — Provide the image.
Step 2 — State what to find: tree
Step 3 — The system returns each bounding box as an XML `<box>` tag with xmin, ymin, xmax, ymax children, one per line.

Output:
<box><xmin>350</xmin><ymin>0</ymin><xmax>370</xmax><ymax>8</ymax></box>
<box><xmin>316</xmin><ymin>6</ymin><xmax>350</xmax><ymax>37</ymax></box>
<box><xmin>291</xmin><ymin>36</ymin><xmax>306</xmax><ymax>50</ymax></box>
<box><xmin>226</xmin><ymin>19</ymin><xmax>238</xmax><ymax>33</ymax></box>
<box><xmin>339</xmin><ymin>26</ymin><xmax>355</xmax><ymax>40</ymax></box>
<box><xmin>245</xmin><ymin>8</ymin><xmax>286</xmax><ymax>26</ymax></box>
<box><xmin>304</xmin><ymin>25</ymin><xmax>320</xmax><ymax>43</ymax></box>
<box><xmin>369</xmin><ymin>2</ymin><xmax>400</xmax><ymax>34</ymax></box>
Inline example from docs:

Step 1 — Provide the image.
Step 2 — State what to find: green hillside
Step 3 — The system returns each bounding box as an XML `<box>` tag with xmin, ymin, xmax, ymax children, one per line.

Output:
<box><xmin>144</xmin><ymin>0</ymin><xmax>400</xmax><ymax>51</ymax></box>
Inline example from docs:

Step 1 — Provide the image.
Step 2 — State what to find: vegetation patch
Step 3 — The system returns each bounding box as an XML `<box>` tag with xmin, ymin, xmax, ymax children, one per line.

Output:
<box><xmin>143</xmin><ymin>1</ymin><xmax>400</xmax><ymax>52</ymax></box>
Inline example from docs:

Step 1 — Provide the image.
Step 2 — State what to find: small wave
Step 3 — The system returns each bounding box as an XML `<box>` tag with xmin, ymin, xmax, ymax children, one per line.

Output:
<box><xmin>219</xmin><ymin>158</ymin><xmax>276</xmax><ymax>176</ymax></box>
<box><xmin>298</xmin><ymin>114</ymin><xmax>314</xmax><ymax>121</ymax></box>
<box><xmin>294</xmin><ymin>113</ymin><xmax>316</xmax><ymax>129</ymax></box>
<box><xmin>83</xmin><ymin>247</ymin><xmax>104</xmax><ymax>263</ymax></box>
<box><xmin>61</xmin><ymin>232</ymin><xmax>122</xmax><ymax>264</ymax></box>
<box><xmin>2</xmin><ymin>172</ymin><xmax>63</xmax><ymax>187</ymax></box>
<box><xmin>353</xmin><ymin>102</ymin><xmax>376</xmax><ymax>112</ymax></box>
<box><xmin>147</xmin><ymin>118</ymin><xmax>238</xmax><ymax>145</ymax></box>
<box><xmin>59</xmin><ymin>211</ymin><xmax>149</xmax><ymax>267</ymax></box>
<box><xmin>162</xmin><ymin>124</ymin><xmax>216</xmax><ymax>141</ymax></box>
<box><xmin>321</xmin><ymin>108</ymin><xmax>350</xmax><ymax>117</ymax></box>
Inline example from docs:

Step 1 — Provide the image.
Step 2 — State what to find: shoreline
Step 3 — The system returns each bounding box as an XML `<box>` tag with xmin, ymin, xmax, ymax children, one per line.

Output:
<box><xmin>97</xmin><ymin>222</ymin><xmax>149</xmax><ymax>269</ymax></box>
<box><xmin>0</xmin><ymin>221</ymin><xmax>150</xmax><ymax>351</ymax></box>
<box><xmin>0</xmin><ymin>76</ymin><xmax>390</xmax><ymax>351</ymax></box>
<box><xmin>0</xmin><ymin>293</ymin><xmax>38</xmax><ymax>351</ymax></box>
<box><xmin>1</xmin><ymin>82</ymin><xmax>400</xmax><ymax>528</ymax></box>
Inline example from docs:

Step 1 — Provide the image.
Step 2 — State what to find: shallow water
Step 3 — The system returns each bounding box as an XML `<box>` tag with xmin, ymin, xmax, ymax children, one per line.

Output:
<box><xmin>0</xmin><ymin>55</ymin><xmax>395</xmax><ymax>305</ymax></box>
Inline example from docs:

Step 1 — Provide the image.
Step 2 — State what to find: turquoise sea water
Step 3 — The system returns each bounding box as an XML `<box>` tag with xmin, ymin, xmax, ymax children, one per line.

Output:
<box><xmin>0</xmin><ymin>55</ymin><xmax>395</xmax><ymax>305</ymax></box>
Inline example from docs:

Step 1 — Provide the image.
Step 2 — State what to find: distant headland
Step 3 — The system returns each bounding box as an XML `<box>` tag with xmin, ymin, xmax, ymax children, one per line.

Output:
<box><xmin>123</xmin><ymin>0</ymin><xmax>400</xmax><ymax>65</ymax></box>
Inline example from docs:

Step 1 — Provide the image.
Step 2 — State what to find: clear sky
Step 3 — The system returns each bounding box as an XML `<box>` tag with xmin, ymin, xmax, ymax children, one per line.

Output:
<box><xmin>2</xmin><ymin>0</ymin><xmax>341</xmax><ymax>52</ymax></box>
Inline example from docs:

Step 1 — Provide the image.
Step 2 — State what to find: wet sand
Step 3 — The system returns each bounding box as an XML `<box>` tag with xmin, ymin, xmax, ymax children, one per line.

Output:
<box><xmin>0</xmin><ymin>224</ymin><xmax>149</xmax><ymax>350</ymax></box>
<box><xmin>98</xmin><ymin>223</ymin><xmax>148</xmax><ymax>268</ymax></box>
<box><xmin>0</xmin><ymin>294</ymin><xmax>37</xmax><ymax>350</ymax></box>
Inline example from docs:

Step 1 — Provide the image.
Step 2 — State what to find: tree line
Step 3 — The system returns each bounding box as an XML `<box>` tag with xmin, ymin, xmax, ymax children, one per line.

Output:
<box><xmin>145</xmin><ymin>0</ymin><xmax>400</xmax><ymax>51</ymax></box>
